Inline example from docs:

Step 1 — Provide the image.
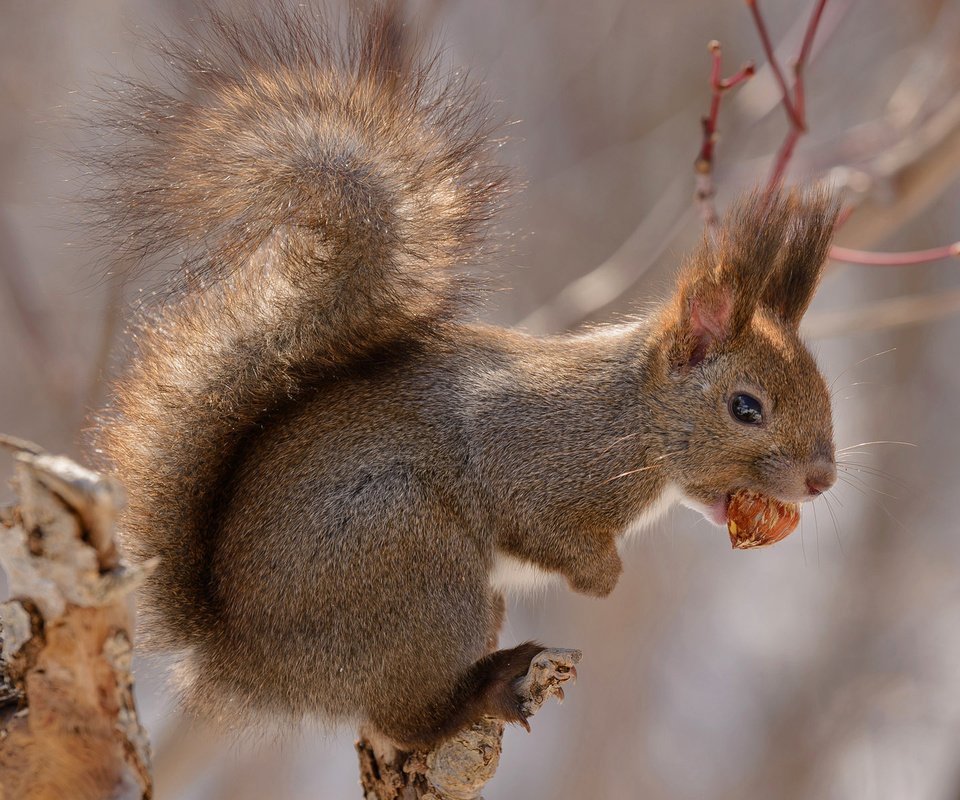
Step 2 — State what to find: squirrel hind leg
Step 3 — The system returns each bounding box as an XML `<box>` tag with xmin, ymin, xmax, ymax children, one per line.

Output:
<box><xmin>371</xmin><ymin>640</ymin><xmax>566</xmax><ymax>749</ymax></box>
<box><xmin>485</xmin><ymin>591</ymin><xmax>507</xmax><ymax>652</ymax></box>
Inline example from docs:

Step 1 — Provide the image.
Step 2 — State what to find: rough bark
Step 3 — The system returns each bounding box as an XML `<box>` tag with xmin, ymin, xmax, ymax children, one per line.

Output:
<box><xmin>0</xmin><ymin>438</ymin><xmax>153</xmax><ymax>800</ymax></box>
<box><xmin>356</xmin><ymin>648</ymin><xmax>582</xmax><ymax>800</ymax></box>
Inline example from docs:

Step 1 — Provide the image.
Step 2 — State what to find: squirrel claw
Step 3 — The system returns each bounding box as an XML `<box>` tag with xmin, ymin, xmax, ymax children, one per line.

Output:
<box><xmin>517</xmin><ymin>647</ymin><xmax>582</xmax><ymax>720</ymax></box>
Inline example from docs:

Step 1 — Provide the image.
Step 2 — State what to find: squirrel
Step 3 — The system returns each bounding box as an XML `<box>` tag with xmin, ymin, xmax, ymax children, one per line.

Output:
<box><xmin>90</xmin><ymin>2</ymin><xmax>840</xmax><ymax>749</ymax></box>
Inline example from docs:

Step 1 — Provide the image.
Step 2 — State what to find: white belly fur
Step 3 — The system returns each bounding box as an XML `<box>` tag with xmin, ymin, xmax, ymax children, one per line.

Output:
<box><xmin>488</xmin><ymin>482</ymin><xmax>683</xmax><ymax>595</ymax></box>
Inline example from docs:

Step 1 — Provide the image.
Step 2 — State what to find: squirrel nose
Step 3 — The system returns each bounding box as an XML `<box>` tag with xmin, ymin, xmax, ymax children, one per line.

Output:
<box><xmin>805</xmin><ymin>460</ymin><xmax>836</xmax><ymax>496</ymax></box>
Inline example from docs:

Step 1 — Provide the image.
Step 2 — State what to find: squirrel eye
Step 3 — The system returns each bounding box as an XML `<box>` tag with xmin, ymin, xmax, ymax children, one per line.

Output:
<box><xmin>729</xmin><ymin>393</ymin><xmax>764</xmax><ymax>425</ymax></box>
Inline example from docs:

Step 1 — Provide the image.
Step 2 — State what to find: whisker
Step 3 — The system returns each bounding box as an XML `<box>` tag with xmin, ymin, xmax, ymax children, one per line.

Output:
<box><xmin>877</xmin><ymin>499</ymin><xmax>910</xmax><ymax>534</ymax></box>
<box><xmin>841</xmin><ymin>464</ymin><xmax>906</xmax><ymax>478</ymax></box>
<box><xmin>840</xmin><ymin>471</ymin><xmax>898</xmax><ymax>499</ymax></box>
<box><xmin>602</xmin><ymin>465</ymin><xmax>660</xmax><ymax>483</ymax></box>
<box><xmin>837</xmin><ymin>440</ymin><xmax>917</xmax><ymax>452</ymax></box>
<box><xmin>837</xmin><ymin>456</ymin><xmax>902</xmax><ymax>467</ymax></box>
<box><xmin>799</xmin><ymin>505</ymin><xmax>807</xmax><ymax>566</ymax></box>
<box><xmin>835</xmin><ymin>474</ymin><xmax>874</xmax><ymax>500</ymax></box>
<box><xmin>813</xmin><ymin>499</ymin><xmax>821</xmax><ymax>567</ymax></box>
<box><xmin>599</xmin><ymin>449</ymin><xmax>685</xmax><ymax>485</ymax></box>
<box><xmin>834</xmin><ymin>449</ymin><xmax>878</xmax><ymax>458</ymax></box>
<box><xmin>837</xmin><ymin>458</ymin><xmax>906</xmax><ymax>472</ymax></box>
<box><xmin>837</xmin><ymin>467</ymin><xmax>903</xmax><ymax>485</ymax></box>
<box><xmin>586</xmin><ymin>432</ymin><xmax>642</xmax><ymax>464</ymax></box>
<box><xmin>822</xmin><ymin>493</ymin><xmax>844</xmax><ymax>556</ymax></box>
<box><xmin>829</xmin><ymin>347</ymin><xmax>896</xmax><ymax>394</ymax></box>
<box><xmin>836</xmin><ymin>472</ymin><xmax>898</xmax><ymax>500</ymax></box>
<box><xmin>830</xmin><ymin>380</ymin><xmax>878</xmax><ymax>403</ymax></box>
<box><xmin>837</xmin><ymin>463</ymin><xmax>908</xmax><ymax>490</ymax></box>
<box><xmin>542</xmin><ymin>431</ymin><xmax>645</xmax><ymax>460</ymax></box>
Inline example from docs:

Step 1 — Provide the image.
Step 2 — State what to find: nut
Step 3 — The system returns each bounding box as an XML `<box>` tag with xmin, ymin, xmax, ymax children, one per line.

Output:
<box><xmin>727</xmin><ymin>489</ymin><xmax>800</xmax><ymax>549</ymax></box>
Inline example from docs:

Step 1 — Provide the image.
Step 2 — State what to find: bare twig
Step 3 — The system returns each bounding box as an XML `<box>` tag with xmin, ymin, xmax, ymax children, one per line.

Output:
<box><xmin>695</xmin><ymin>41</ymin><xmax>755</xmax><ymax>227</ymax></box>
<box><xmin>746</xmin><ymin>0</ymin><xmax>807</xmax><ymax>131</ymax></box>
<box><xmin>722</xmin><ymin>2</ymin><xmax>960</xmax><ymax>274</ymax></box>
<box><xmin>519</xmin><ymin>0</ymin><xmax>851</xmax><ymax>334</ymax></box>
<box><xmin>734</xmin><ymin>0</ymin><xmax>855</xmax><ymax>127</ymax></box>
<box><xmin>746</xmin><ymin>0</ymin><xmax>829</xmax><ymax>186</ymax></box>
<box><xmin>768</xmin><ymin>126</ymin><xmax>802</xmax><ymax>189</ymax></box>
<box><xmin>793</xmin><ymin>0</ymin><xmax>829</xmax><ymax>122</ymax></box>
<box><xmin>829</xmin><ymin>91</ymin><xmax>960</xmax><ymax>262</ymax></box>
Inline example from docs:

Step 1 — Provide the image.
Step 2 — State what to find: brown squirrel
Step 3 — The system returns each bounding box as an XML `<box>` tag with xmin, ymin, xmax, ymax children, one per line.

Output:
<box><xmin>91</xmin><ymin>3</ymin><xmax>839</xmax><ymax>748</ymax></box>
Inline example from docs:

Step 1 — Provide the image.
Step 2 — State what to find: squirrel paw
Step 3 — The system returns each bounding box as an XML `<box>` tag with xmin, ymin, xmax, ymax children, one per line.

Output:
<box><xmin>515</xmin><ymin>648</ymin><xmax>581</xmax><ymax>725</ymax></box>
<box><xmin>476</xmin><ymin>643</ymin><xmax>581</xmax><ymax>734</ymax></box>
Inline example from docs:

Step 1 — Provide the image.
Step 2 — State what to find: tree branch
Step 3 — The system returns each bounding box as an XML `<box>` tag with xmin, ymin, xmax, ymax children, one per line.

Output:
<box><xmin>695</xmin><ymin>41</ymin><xmax>755</xmax><ymax>227</ymax></box>
<box><xmin>0</xmin><ymin>440</ymin><xmax>153</xmax><ymax>800</ymax></box>
<box><xmin>356</xmin><ymin>648</ymin><xmax>581</xmax><ymax>800</ymax></box>
<box><xmin>746</xmin><ymin>0</ymin><xmax>807</xmax><ymax>131</ymax></box>
<box><xmin>746</xmin><ymin>0</ymin><xmax>829</xmax><ymax>186</ymax></box>
<box><xmin>721</xmin><ymin>1</ymin><xmax>960</xmax><ymax>275</ymax></box>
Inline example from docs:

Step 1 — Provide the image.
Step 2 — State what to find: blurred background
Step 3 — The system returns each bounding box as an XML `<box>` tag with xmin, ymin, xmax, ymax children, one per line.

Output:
<box><xmin>2</xmin><ymin>0</ymin><xmax>960</xmax><ymax>797</ymax></box>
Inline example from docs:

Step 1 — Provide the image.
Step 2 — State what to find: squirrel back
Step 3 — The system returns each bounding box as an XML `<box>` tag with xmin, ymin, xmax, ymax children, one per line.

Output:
<box><xmin>93</xmin><ymin>3</ymin><xmax>506</xmax><ymax>650</ymax></box>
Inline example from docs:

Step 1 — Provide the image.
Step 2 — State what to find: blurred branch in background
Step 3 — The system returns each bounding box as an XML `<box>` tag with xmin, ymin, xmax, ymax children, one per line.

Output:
<box><xmin>805</xmin><ymin>287</ymin><xmax>960</xmax><ymax>338</ymax></box>
<box><xmin>0</xmin><ymin>212</ymin><xmax>83</xmax><ymax>419</ymax></box>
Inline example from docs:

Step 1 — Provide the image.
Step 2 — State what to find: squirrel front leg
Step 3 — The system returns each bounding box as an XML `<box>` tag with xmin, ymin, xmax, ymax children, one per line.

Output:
<box><xmin>566</xmin><ymin>536</ymin><xmax>623</xmax><ymax>597</ymax></box>
<box><xmin>498</xmin><ymin>531</ymin><xmax>623</xmax><ymax>598</ymax></box>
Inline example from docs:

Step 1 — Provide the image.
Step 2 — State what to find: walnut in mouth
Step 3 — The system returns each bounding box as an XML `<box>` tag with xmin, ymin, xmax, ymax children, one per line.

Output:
<box><xmin>727</xmin><ymin>489</ymin><xmax>800</xmax><ymax>549</ymax></box>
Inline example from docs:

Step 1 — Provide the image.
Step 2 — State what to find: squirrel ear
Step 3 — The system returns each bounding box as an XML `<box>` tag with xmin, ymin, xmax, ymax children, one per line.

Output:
<box><xmin>672</xmin><ymin>189</ymin><xmax>791</xmax><ymax>368</ymax></box>
<box><xmin>761</xmin><ymin>188</ymin><xmax>840</xmax><ymax>328</ymax></box>
<box><xmin>679</xmin><ymin>283</ymin><xmax>734</xmax><ymax>367</ymax></box>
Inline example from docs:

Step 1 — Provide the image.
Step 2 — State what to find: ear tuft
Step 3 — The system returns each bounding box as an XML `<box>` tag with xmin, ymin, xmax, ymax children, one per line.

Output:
<box><xmin>762</xmin><ymin>187</ymin><xmax>840</xmax><ymax>327</ymax></box>
<box><xmin>671</xmin><ymin>187</ymin><xmax>793</xmax><ymax>369</ymax></box>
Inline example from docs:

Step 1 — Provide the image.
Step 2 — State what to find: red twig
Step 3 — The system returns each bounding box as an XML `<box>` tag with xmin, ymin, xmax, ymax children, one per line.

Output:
<box><xmin>831</xmin><ymin>243</ymin><xmax>960</xmax><ymax>266</ymax></box>
<box><xmin>747</xmin><ymin>0</ymin><xmax>829</xmax><ymax>186</ymax></box>
<box><xmin>767</xmin><ymin>128</ymin><xmax>802</xmax><ymax>188</ymax></box>
<box><xmin>693</xmin><ymin>0</ymin><xmax>960</xmax><ymax>271</ymax></box>
<box><xmin>746</xmin><ymin>0</ymin><xmax>805</xmax><ymax>131</ymax></box>
<box><xmin>694</xmin><ymin>40</ymin><xmax>755</xmax><ymax>227</ymax></box>
<box><xmin>796</xmin><ymin>0</ymin><xmax>827</xmax><ymax>68</ymax></box>
<box><xmin>691</xmin><ymin>1</ymin><xmax>828</xmax><ymax>222</ymax></box>
<box><xmin>793</xmin><ymin>0</ymin><xmax>828</xmax><ymax>123</ymax></box>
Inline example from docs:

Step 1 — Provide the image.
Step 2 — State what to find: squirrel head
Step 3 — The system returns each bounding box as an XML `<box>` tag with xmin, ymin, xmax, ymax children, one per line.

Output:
<box><xmin>651</xmin><ymin>187</ymin><xmax>840</xmax><ymax>525</ymax></box>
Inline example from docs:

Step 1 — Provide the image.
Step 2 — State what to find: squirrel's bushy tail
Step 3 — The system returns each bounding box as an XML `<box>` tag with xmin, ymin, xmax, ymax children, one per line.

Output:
<box><xmin>91</xmin><ymin>3</ymin><xmax>506</xmax><ymax>649</ymax></box>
